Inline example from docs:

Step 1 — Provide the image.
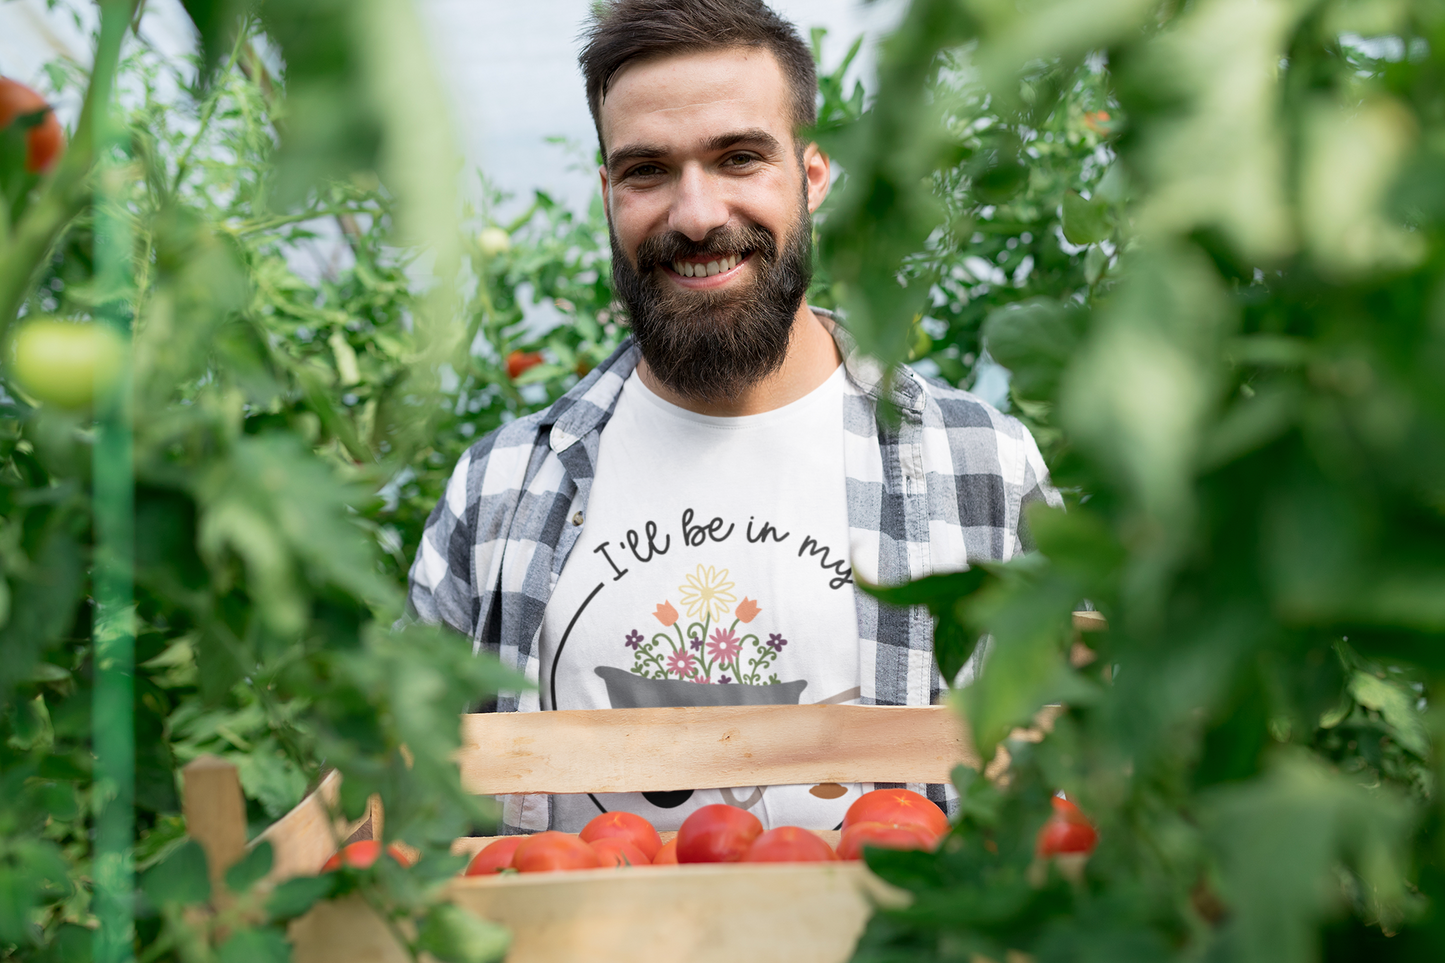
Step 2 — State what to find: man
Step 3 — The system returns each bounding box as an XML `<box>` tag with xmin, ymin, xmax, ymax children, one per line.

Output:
<box><xmin>408</xmin><ymin>0</ymin><xmax>1059</xmax><ymax>834</ymax></box>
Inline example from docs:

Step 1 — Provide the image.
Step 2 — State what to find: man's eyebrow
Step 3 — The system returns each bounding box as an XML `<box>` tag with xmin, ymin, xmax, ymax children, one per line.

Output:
<box><xmin>606</xmin><ymin>128</ymin><xmax>785</xmax><ymax>172</ymax></box>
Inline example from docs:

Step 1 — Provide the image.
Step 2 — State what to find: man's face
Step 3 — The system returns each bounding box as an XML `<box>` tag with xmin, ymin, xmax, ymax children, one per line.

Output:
<box><xmin>598</xmin><ymin>47</ymin><xmax>831</xmax><ymax>402</ymax></box>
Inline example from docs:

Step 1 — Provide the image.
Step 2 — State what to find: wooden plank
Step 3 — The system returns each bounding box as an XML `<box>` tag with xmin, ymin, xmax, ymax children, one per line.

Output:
<box><xmin>458</xmin><ymin>704</ymin><xmax>974</xmax><ymax>795</ymax></box>
<box><xmin>289</xmin><ymin>894</ymin><xmax>412</xmax><ymax>963</ymax></box>
<box><xmin>181</xmin><ymin>756</ymin><xmax>247</xmax><ymax>886</ymax></box>
<box><xmin>443</xmin><ymin>862</ymin><xmax>907</xmax><ymax>963</ymax></box>
<box><xmin>253</xmin><ymin>770</ymin><xmax>352</xmax><ymax>883</ymax></box>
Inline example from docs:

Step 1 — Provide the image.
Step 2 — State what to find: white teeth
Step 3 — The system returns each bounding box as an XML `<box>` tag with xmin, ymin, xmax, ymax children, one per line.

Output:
<box><xmin>671</xmin><ymin>255</ymin><xmax>741</xmax><ymax>278</ymax></box>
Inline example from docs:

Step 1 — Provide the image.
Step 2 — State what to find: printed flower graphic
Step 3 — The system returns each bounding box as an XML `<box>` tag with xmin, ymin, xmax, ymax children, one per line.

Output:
<box><xmin>689</xmin><ymin>635</ymin><xmax>703</xmax><ymax>651</ymax></box>
<box><xmin>666</xmin><ymin>649</ymin><xmax>698</xmax><ymax>680</ymax></box>
<box><xmin>766</xmin><ymin>633</ymin><xmax>788</xmax><ymax>653</ymax></box>
<box><xmin>678</xmin><ymin>564</ymin><xmax>737</xmax><ymax>622</ymax></box>
<box><xmin>718</xmin><ymin>675</ymin><xmax>732</xmax><ymax>684</ymax></box>
<box><xmin>653</xmin><ymin>601</ymin><xmax>678</xmax><ymax>627</ymax></box>
<box><xmin>624</xmin><ymin>630</ymin><xmax>643</xmax><ymax>650</ymax></box>
<box><xmin>735</xmin><ymin>597</ymin><xmax>760</xmax><ymax>623</ymax></box>
<box><xmin>707</xmin><ymin>627</ymin><xmax>741</xmax><ymax>665</ymax></box>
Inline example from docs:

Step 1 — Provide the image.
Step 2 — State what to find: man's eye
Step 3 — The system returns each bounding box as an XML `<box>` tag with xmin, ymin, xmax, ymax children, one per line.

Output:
<box><xmin>723</xmin><ymin>153</ymin><xmax>758</xmax><ymax>168</ymax></box>
<box><xmin>626</xmin><ymin>164</ymin><xmax>664</xmax><ymax>179</ymax></box>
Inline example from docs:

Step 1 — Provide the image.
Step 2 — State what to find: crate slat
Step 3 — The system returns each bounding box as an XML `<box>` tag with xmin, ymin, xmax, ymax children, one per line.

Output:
<box><xmin>458</xmin><ymin>703</ymin><xmax>975</xmax><ymax>795</ymax></box>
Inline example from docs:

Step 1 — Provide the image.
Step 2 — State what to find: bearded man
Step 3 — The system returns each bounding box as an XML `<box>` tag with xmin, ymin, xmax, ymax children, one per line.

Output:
<box><xmin>408</xmin><ymin>0</ymin><xmax>1060</xmax><ymax>834</ymax></box>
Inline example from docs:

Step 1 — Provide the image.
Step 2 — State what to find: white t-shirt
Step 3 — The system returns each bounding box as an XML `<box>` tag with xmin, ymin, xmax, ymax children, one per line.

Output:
<box><xmin>540</xmin><ymin>365</ymin><xmax>868</xmax><ymax>832</ymax></box>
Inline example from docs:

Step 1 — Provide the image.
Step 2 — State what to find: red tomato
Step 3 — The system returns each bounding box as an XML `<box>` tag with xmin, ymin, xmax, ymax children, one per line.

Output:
<box><xmin>1035</xmin><ymin>796</ymin><xmax>1098</xmax><ymax>857</ymax></box>
<box><xmin>320</xmin><ymin>840</ymin><xmax>413</xmax><ymax>872</ymax></box>
<box><xmin>836</xmin><ymin>821</ymin><xmax>936</xmax><ymax>861</ymax></box>
<box><xmin>506</xmin><ymin>350</ymin><xmax>544</xmax><ymax>380</ymax></box>
<box><xmin>579</xmin><ymin>811</ymin><xmax>661</xmax><ymax>861</ymax></box>
<box><xmin>589</xmin><ymin>837</ymin><xmax>651</xmax><ymax>867</ymax></box>
<box><xmin>842</xmin><ymin>789</ymin><xmax>949</xmax><ymax>839</ymax></box>
<box><xmin>464</xmin><ymin>837</ymin><xmax>523</xmax><ymax>876</ymax></box>
<box><xmin>743</xmin><ymin>827</ymin><xmax>837</xmax><ymax>863</ymax></box>
<box><xmin>0</xmin><ymin>77</ymin><xmax>64</xmax><ymax>174</ymax></box>
<box><xmin>676</xmin><ymin>805</ymin><xmax>763</xmax><ymax>864</ymax></box>
<box><xmin>651</xmin><ymin>839</ymin><xmax>678</xmax><ymax>865</ymax></box>
<box><xmin>512</xmin><ymin>831</ymin><xmax>601</xmax><ymax>873</ymax></box>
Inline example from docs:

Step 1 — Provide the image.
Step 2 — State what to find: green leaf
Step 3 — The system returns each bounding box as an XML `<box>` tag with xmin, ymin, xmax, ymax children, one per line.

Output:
<box><xmin>140</xmin><ymin>839</ymin><xmax>211</xmax><ymax>907</ymax></box>
<box><xmin>1349</xmin><ymin>673</ymin><xmax>1428</xmax><ymax>757</ymax></box>
<box><xmin>417</xmin><ymin>903</ymin><xmax>511</xmax><ymax>963</ymax></box>
<box><xmin>217</xmin><ymin>926</ymin><xmax>291</xmax><ymax>963</ymax></box>
<box><xmin>863</xmin><ymin>569</ymin><xmax>989</xmax><ymax>683</ymax></box>
<box><xmin>983</xmin><ymin>299</ymin><xmax>1087</xmax><ymax>402</ymax></box>
<box><xmin>1062</xmin><ymin>190</ymin><xmax>1113</xmax><ymax>245</ymax></box>
<box><xmin>224</xmin><ymin>841</ymin><xmax>274</xmax><ymax>894</ymax></box>
<box><xmin>266</xmin><ymin>874</ymin><xmax>336</xmax><ymax>922</ymax></box>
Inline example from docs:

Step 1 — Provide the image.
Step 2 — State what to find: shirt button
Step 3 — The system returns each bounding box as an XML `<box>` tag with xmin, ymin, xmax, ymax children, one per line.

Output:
<box><xmin>572</xmin><ymin>511</ymin><xmax>584</xmax><ymax>526</ymax></box>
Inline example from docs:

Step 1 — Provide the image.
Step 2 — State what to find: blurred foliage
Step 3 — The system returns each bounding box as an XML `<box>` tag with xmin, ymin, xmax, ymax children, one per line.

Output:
<box><xmin>821</xmin><ymin>1</ymin><xmax>1445</xmax><ymax>962</ymax></box>
<box><xmin>0</xmin><ymin>1</ymin><xmax>613</xmax><ymax>958</ymax></box>
<box><xmin>4</xmin><ymin>0</ymin><xmax>1441</xmax><ymax>960</ymax></box>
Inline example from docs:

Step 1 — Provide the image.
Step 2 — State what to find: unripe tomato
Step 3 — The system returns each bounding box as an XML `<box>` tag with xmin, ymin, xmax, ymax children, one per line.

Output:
<box><xmin>0</xmin><ymin>77</ymin><xmax>64</xmax><ymax>173</ymax></box>
<box><xmin>9</xmin><ymin>319</ymin><xmax>124</xmax><ymax>408</ymax></box>
<box><xmin>512</xmin><ymin>831</ymin><xmax>601</xmax><ymax>872</ymax></box>
<box><xmin>464</xmin><ymin>836</ymin><xmax>522</xmax><ymax>876</ymax></box>
<box><xmin>477</xmin><ymin>227</ymin><xmax>511</xmax><ymax>257</ymax></box>
<box><xmin>579</xmin><ymin>811</ymin><xmax>661</xmax><ymax>861</ymax></box>
<box><xmin>589</xmin><ymin>837</ymin><xmax>651</xmax><ymax>867</ymax></box>
<box><xmin>320</xmin><ymin>840</ymin><xmax>413</xmax><ymax>872</ymax></box>
<box><xmin>676</xmin><ymin>804</ymin><xmax>763</xmax><ymax>864</ymax></box>
<box><xmin>506</xmin><ymin>349</ymin><xmax>544</xmax><ymax>380</ymax></box>
<box><xmin>842</xmin><ymin>788</ymin><xmax>949</xmax><ymax>839</ymax></box>
<box><xmin>651</xmin><ymin>838</ymin><xmax>678</xmax><ymax>865</ymax></box>
<box><xmin>1035</xmin><ymin>795</ymin><xmax>1097</xmax><ymax>857</ymax></box>
<box><xmin>743</xmin><ymin>826</ymin><xmax>837</xmax><ymax>863</ymax></box>
<box><xmin>836</xmin><ymin>821</ymin><xmax>935</xmax><ymax>861</ymax></box>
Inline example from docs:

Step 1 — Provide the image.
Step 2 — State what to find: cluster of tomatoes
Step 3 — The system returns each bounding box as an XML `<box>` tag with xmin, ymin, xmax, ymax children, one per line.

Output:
<box><xmin>318</xmin><ymin>788</ymin><xmax>1098</xmax><ymax>877</ymax></box>
<box><xmin>462</xmin><ymin>788</ymin><xmax>950</xmax><ymax>875</ymax></box>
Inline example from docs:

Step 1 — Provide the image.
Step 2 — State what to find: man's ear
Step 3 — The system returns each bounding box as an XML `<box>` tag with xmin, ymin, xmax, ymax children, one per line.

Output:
<box><xmin>599</xmin><ymin>165</ymin><xmax>613</xmax><ymax>226</ymax></box>
<box><xmin>803</xmin><ymin>142</ymin><xmax>830</xmax><ymax>214</ymax></box>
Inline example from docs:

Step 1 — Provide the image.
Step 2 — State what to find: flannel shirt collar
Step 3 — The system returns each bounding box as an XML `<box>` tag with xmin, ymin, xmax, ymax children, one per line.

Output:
<box><xmin>544</xmin><ymin>308</ymin><xmax>919</xmax><ymax>454</ymax></box>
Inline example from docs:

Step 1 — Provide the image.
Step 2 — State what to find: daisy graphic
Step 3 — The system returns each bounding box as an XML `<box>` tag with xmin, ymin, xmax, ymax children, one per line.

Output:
<box><xmin>677</xmin><ymin>564</ymin><xmax>737</xmax><ymax>622</ymax></box>
<box><xmin>707</xmin><ymin>627</ymin><xmax>741</xmax><ymax>665</ymax></box>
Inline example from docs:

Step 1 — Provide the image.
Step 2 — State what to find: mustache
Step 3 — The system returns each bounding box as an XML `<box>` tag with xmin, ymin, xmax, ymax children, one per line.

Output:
<box><xmin>634</xmin><ymin>224</ymin><xmax>778</xmax><ymax>273</ymax></box>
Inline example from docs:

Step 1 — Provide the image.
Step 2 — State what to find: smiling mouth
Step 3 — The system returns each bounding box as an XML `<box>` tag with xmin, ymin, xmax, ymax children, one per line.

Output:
<box><xmin>667</xmin><ymin>252</ymin><xmax>748</xmax><ymax>279</ymax></box>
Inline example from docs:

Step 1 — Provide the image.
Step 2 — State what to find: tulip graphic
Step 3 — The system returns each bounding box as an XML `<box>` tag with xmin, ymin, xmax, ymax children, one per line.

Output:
<box><xmin>653</xmin><ymin>601</ymin><xmax>679</xmax><ymax>627</ymax></box>
<box><xmin>735</xmin><ymin>597</ymin><xmax>761</xmax><ymax>623</ymax></box>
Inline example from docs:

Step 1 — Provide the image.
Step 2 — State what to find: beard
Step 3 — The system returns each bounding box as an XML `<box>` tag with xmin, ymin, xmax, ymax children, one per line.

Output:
<box><xmin>610</xmin><ymin>204</ymin><xmax>813</xmax><ymax>405</ymax></box>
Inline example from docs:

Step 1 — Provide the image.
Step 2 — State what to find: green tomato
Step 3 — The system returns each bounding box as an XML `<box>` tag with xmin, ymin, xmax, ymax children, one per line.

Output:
<box><xmin>477</xmin><ymin>226</ymin><xmax>511</xmax><ymax>257</ymax></box>
<box><xmin>8</xmin><ymin>318</ymin><xmax>124</xmax><ymax>408</ymax></box>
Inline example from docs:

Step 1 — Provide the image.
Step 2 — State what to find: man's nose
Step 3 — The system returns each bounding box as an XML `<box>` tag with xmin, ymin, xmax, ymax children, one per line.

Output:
<box><xmin>667</xmin><ymin>165</ymin><xmax>729</xmax><ymax>242</ymax></box>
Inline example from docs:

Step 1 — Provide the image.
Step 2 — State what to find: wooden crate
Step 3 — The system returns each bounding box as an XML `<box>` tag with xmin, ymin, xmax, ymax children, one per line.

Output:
<box><xmin>183</xmin><ymin>614</ymin><xmax>1101</xmax><ymax>963</ymax></box>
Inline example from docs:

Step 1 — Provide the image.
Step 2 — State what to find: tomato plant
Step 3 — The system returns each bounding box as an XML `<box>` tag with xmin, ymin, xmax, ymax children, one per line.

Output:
<box><xmin>320</xmin><ymin>840</ymin><xmax>412</xmax><ymax>872</ymax></box>
<box><xmin>1034</xmin><ymin>796</ymin><xmax>1097</xmax><ymax>858</ymax></box>
<box><xmin>675</xmin><ymin>805</ymin><xmax>764</xmax><ymax>864</ymax></box>
<box><xmin>0</xmin><ymin>76</ymin><xmax>63</xmax><ymax>174</ymax></box>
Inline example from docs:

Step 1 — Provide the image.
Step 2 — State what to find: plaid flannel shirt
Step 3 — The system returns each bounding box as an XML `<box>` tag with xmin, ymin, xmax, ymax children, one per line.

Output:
<box><xmin>408</xmin><ymin>312</ymin><xmax>1060</xmax><ymax>831</ymax></box>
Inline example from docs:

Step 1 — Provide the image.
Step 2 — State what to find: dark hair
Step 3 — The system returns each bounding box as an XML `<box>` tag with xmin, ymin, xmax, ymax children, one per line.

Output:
<box><xmin>579</xmin><ymin>0</ymin><xmax>818</xmax><ymax>152</ymax></box>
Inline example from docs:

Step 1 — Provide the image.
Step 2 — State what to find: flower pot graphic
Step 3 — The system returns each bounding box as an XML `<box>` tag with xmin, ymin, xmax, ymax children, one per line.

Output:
<box><xmin>594</xmin><ymin>666</ymin><xmax>807</xmax><ymax>709</ymax></box>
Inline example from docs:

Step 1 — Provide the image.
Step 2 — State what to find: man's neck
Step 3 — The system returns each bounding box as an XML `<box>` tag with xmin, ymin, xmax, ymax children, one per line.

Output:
<box><xmin>634</xmin><ymin>301</ymin><xmax>842</xmax><ymax>417</ymax></box>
